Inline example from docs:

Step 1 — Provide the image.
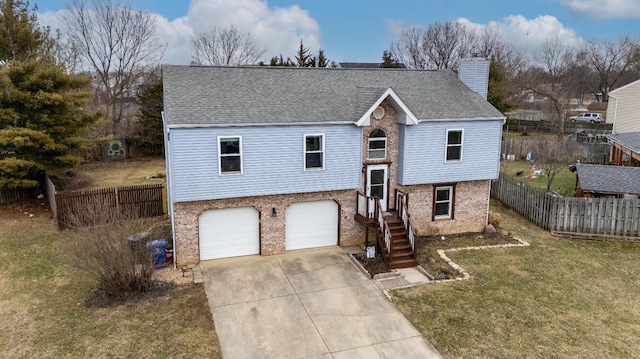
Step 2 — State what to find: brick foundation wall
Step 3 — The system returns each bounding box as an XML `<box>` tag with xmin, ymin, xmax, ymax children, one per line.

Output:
<box><xmin>398</xmin><ymin>179</ymin><xmax>490</xmax><ymax>236</ymax></box>
<box><xmin>173</xmin><ymin>189</ymin><xmax>365</xmax><ymax>266</ymax></box>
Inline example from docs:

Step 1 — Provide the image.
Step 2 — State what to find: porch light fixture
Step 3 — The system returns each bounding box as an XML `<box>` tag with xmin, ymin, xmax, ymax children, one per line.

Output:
<box><xmin>272</xmin><ymin>208</ymin><xmax>277</xmax><ymax>217</ymax></box>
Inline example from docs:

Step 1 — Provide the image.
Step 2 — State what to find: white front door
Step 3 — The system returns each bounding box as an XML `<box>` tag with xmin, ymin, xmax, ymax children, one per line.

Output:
<box><xmin>366</xmin><ymin>164</ymin><xmax>388</xmax><ymax>213</ymax></box>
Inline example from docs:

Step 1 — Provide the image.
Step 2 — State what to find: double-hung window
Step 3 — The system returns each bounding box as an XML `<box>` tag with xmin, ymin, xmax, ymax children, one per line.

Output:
<box><xmin>445</xmin><ymin>129</ymin><xmax>463</xmax><ymax>162</ymax></box>
<box><xmin>433</xmin><ymin>185</ymin><xmax>454</xmax><ymax>219</ymax></box>
<box><xmin>218</xmin><ymin>136</ymin><xmax>242</xmax><ymax>175</ymax></box>
<box><xmin>304</xmin><ymin>134</ymin><xmax>324</xmax><ymax>170</ymax></box>
<box><xmin>368</xmin><ymin>128</ymin><xmax>387</xmax><ymax>159</ymax></box>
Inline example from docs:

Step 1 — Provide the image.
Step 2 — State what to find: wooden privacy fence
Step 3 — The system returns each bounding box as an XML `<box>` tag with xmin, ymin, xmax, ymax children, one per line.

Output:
<box><xmin>55</xmin><ymin>183</ymin><xmax>164</xmax><ymax>229</ymax></box>
<box><xmin>0</xmin><ymin>186</ymin><xmax>42</xmax><ymax>205</ymax></box>
<box><xmin>503</xmin><ymin>119</ymin><xmax>612</xmax><ymax>134</ymax></box>
<box><xmin>501</xmin><ymin>139</ymin><xmax>610</xmax><ymax>164</ymax></box>
<box><xmin>491</xmin><ymin>173</ymin><xmax>640</xmax><ymax>237</ymax></box>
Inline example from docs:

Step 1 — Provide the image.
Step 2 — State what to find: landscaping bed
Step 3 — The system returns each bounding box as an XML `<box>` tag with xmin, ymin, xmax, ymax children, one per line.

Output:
<box><xmin>351</xmin><ymin>248</ymin><xmax>391</xmax><ymax>277</ymax></box>
<box><xmin>415</xmin><ymin>231</ymin><xmax>521</xmax><ymax>280</ymax></box>
<box><xmin>352</xmin><ymin>231</ymin><xmax>519</xmax><ymax>279</ymax></box>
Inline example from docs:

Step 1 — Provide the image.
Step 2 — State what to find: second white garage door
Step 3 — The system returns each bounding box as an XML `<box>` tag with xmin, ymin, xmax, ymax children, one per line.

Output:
<box><xmin>285</xmin><ymin>200</ymin><xmax>338</xmax><ymax>251</ymax></box>
<box><xmin>199</xmin><ymin>207</ymin><xmax>260</xmax><ymax>260</ymax></box>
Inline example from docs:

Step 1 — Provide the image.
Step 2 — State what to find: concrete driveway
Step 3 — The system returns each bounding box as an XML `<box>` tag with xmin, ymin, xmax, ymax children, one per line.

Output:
<box><xmin>200</xmin><ymin>246</ymin><xmax>442</xmax><ymax>359</ymax></box>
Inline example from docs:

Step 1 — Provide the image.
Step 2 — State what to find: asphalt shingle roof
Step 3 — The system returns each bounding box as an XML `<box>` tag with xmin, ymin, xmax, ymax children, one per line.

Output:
<box><xmin>339</xmin><ymin>62</ymin><xmax>407</xmax><ymax>69</ymax></box>
<box><xmin>576</xmin><ymin>164</ymin><xmax>640</xmax><ymax>194</ymax></box>
<box><xmin>162</xmin><ymin>65</ymin><xmax>504</xmax><ymax>126</ymax></box>
<box><xmin>607</xmin><ymin>132</ymin><xmax>640</xmax><ymax>153</ymax></box>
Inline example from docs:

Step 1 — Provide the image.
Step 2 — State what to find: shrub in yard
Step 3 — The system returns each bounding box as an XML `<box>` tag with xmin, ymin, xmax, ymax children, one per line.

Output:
<box><xmin>63</xmin><ymin>198</ymin><xmax>163</xmax><ymax>297</ymax></box>
<box><xmin>488</xmin><ymin>211</ymin><xmax>501</xmax><ymax>228</ymax></box>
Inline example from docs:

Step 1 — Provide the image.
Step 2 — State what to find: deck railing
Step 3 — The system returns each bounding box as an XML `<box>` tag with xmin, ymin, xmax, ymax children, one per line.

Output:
<box><xmin>376</xmin><ymin>197</ymin><xmax>392</xmax><ymax>256</ymax></box>
<box><xmin>356</xmin><ymin>191</ymin><xmax>377</xmax><ymax>219</ymax></box>
<box><xmin>397</xmin><ymin>191</ymin><xmax>416</xmax><ymax>252</ymax></box>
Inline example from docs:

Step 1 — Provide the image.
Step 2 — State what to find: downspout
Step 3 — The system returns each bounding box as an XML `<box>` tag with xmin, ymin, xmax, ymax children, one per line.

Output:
<box><xmin>486</xmin><ymin>179</ymin><xmax>492</xmax><ymax>226</ymax></box>
<box><xmin>609</xmin><ymin>94</ymin><xmax>619</xmax><ymax>134</ymax></box>
<box><xmin>608</xmin><ymin>94</ymin><xmax>619</xmax><ymax>163</ymax></box>
<box><xmin>162</xmin><ymin>111</ymin><xmax>177</xmax><ymax>269</ymax></box>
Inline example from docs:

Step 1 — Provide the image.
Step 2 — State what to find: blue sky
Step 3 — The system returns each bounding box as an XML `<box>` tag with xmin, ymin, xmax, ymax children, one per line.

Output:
<box><xmin>38</xmin><ymin>0</ymin><xmax>640</xmax><ymax>65</ymax></box>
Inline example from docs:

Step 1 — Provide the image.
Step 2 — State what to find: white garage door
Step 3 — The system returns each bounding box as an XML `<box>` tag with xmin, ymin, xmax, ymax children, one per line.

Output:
<box><xmin>286</xmin><ymin>200</ymin><xmax>338</xmax><ymax>251</ymax></box>
<box><xmin>199</xmin><ymin>207</ymin><xmax>259</xmax><ymax>260</ymax></box>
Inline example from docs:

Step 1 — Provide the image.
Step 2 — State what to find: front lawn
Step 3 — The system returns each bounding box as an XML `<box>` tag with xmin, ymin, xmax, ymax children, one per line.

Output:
<box><xmin>0</xmin><ymin>200</ymin><xmax>221</xmax><ymax>358</ymax></box>
<box><xmin>415</xmin><ymin>232</ymin><xmax>521</xmax><ymax>280</ymax></box>
<box><xmin>392</xmin><ymin>201</ymin><xmax>640</xmax><ymax>358</ymax></box>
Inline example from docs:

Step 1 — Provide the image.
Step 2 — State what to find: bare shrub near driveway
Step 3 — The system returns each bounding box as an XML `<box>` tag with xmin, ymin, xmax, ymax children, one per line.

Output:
<box><xmin>63</xmin><ymin>197</ymin><xmax>164</xmax><ymax>297</ymax></box>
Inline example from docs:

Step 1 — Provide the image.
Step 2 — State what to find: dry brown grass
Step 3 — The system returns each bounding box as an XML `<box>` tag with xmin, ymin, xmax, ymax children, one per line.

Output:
<box><xmin>75</xmin><ymin>157</ymin><xmax>166</xmax><ymax>189</ymax></box>
<box><xmin>0</xmin><ymin>200</ymin><xmax>221</xmax><ymax>358</ymax></box>
<box><xmin>393</xmin><ymin>200</ymin><xmax>640</xmax><ymax>358</ymax></box>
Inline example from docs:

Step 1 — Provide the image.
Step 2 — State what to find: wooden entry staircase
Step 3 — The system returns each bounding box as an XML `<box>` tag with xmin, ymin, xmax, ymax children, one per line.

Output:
<box><xmin>355</xmin><ymin>190</ymin><xmax>418</xmax><ymax>269</ymax></box>
<box><xmin>384</xmin><ymin>213</ymin><xmax>418</xmax><ymax>268</ymax></box>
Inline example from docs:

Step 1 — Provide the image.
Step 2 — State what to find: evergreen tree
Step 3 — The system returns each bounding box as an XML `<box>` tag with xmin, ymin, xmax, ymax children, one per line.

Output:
<box><xmin>380</xmin><ymin>50</ymin><xmax>403</xmax><ymax>68</ymax></box>
<box><xmin>295</xmin><ymin>39</ymin><xmax>312</xmax><ymax>67</ymax></box>
<box><xmin>487</xmin><ymin>57</ymin><xmax>514</xmax><ymax>113</ymax></box>
<box><xmin>0</xmin><ymin>60</ymin><xmax>97</xmax><ymax>188</ymax></box>
<box><xmin>0</xmin><ymin>1</ymin><xmax>97</xmax><ymax>188</ymax></box>
<box><xmin>135</xmin><ymin>74</ymin><xmax>164</xmax><ymax>152</ymax></box>
<box><xmin>317</xmin><ymin>49</ymin><xmax>330</xmax><ymax>67</ymax></box>
<box><xmin>263</xmin><ymin>41</ymin><xmax>331</xmax><ymax>68</ymax></box>
<box><xmin>0</xmin><ymin>0</ymin><xmax>51</xmax><ymax>62</ymax></box>
<box><xmin>265</xmin><ymin>54</ymin><xmax>294</xmax><ymax>66</ymax></box>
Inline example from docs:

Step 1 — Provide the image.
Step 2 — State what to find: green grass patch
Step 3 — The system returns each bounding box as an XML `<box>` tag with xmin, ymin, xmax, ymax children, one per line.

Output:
<box><xmin>392</xmin><ymin>201</ymin><xmax>640</xmax><ymax>358</ymax></box>
<box><xmin>0</xmin><ymin>201</ymin><xmax>221</xmax><ymax>358</ymax></box>
<box><xmin>500</xmin><ymin>159</ymin><xmax>577</xmax><ymax>196</ymax></box>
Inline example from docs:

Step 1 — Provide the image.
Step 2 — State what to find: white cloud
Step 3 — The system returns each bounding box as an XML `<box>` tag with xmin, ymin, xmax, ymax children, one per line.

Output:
<box><xmin>38</xmin><ymin>0</ymin><xmax>322</xmax><ymax>65</ymax></box>
<box><xmin>384</xmin><ymin>19</ymin><xmax>405</xmax><ymax>34</ymax></box>
<box><xmin>457</xmin><ymin>15</ymin><xmax>583</xmax><ymax>57</ymax></box>
<box><xmin>557</xmin><ymin>0</ymin><xmax>640</xmax><ymax>19</ymax></box>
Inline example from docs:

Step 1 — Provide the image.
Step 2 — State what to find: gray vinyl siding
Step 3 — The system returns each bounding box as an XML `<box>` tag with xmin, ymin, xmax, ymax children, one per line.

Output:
<box><xmin>169</xmin><ymin>125</ymin><xmax>362</xmax><ymax>202</ymax></box>
<box><xmin>458</xmin><ymin>59</ymin><xmax>490</xmax><ymax>100</ymax></box>
<box><xmin>398</xmin><ymin>120</ymin><xmax>502</xmax><ymax>185</ymax></box>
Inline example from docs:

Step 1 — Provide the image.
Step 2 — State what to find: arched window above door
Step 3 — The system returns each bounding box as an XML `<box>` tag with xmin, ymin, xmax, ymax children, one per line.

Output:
<box><xmin>368</xmin><ymin>128</ymin><xmax>386</xmax><ymax>159</ymax></box>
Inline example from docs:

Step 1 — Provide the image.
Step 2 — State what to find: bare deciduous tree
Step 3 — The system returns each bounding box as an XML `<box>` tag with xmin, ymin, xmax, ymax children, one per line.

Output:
<box><xmin>581</xmin><ymin>36</ymin><xmax>637</xmax><ymax>101</ymax></box>
<box><xmin>191</xmin><ymin>24</ymin><xmax>266</xmax><ymax>66</ymax></box>
<box><xmin>391</xmin><ymin>22</ymin><xmax>478</xmax><ymax>70</ymax></box>
<box><xmin>530</xmin><ymin>139</ymin><xmax>579</xmax><ymax>193</ymax></box>
<box><xmin>389</xmin><ymin>27</ymin><xmax>425</xmax><ymax>69</ymax></box>
<box><xmin>517</xmin><ymin>37</ymin><xmax>575</xmax><ymax>136</ymax></box>
<box><xmin>63</xmin><ymin>0</ymin><xmax>165</xmax><ymax>136</ymax></box>
<box><xmin>390</xmin><ymin>21</ymin><xmax>523</xmax><ymax>73</ymax></box>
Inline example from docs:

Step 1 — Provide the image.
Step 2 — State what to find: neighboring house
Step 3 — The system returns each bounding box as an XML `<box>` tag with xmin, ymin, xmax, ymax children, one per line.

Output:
<box><xmin>607</xmin><ymin>78</ymin><xmax>640</xmax><ymax>134</ymax></box>
<box><xmin>162</xmin><ymin>61</ymin><xmax>504</xmax><ymax>267</ymax></box>
<box><xmin>575</xmin><ymin>164</ymin><xmax>640</xmax><ymax>198</ymax></box>
<box><xmin>607</xmin><ymin>132</ymin><xmax>640</xmax><ymax>167</ymax></box>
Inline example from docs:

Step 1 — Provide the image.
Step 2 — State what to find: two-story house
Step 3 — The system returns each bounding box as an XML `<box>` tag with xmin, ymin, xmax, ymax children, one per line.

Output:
<box><xmin>607</xmin><ymin>78</ymin><xmax>640</xmax><ymax>167</ymax></box>
<box><xmin>162</xmin><ymin>62</ymin><xmax>504</xmax><ymax>267</ymax></box>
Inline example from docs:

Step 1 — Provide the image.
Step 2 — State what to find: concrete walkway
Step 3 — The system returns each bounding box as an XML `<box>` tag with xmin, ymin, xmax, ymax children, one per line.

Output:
<box><xmin>200</xmin><ymin>246</ymin><xmax>442</xmax><ymax>359</ymax></box>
